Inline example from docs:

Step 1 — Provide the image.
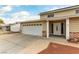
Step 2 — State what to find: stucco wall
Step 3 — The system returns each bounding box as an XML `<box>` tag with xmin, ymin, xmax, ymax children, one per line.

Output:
<box><xmin>40</xmin><ymin>9</ymin><xmax>76</xmax><ymax>20</ymax></box>
<box><xmin>40</xmin><ymin>15</ymin><xmax>48</xmax><ymax>20</ymax></box>
<box><xmin>69</xmin><ymin>18</ymin><xmax>79</xmax><ymax>32</ymax></box>
<box><xmin>42</xmin><ymin>21</ymin><xmax>47</xmax><ymax>37</ymax></box>
<box><xmin>54</xmin><ymin>9</ymin><xmax>75</xmax><ymax>17</ymax></box>
<box><xmin>42</xmin><ymin>21</ymin><xmax>47</xmax><ymax>31</ymax></box>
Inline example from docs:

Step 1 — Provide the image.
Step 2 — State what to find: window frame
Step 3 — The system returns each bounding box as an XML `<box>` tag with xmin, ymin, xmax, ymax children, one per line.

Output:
<box><xmin>76</xmin><ymin>9</ymin><xmax>79</xmax><ymax>14</ymax></box>
<box><xmin>48</xmin><ymin>14</ymin><xmax>54</xmax><ymax>17</ymax></box>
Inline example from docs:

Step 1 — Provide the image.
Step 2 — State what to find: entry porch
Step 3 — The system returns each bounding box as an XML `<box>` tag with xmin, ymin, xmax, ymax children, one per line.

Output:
<box><xmin>45</xmin><ymin>18</ymin><xmax>69</xmax><ymax>40</ymax></box>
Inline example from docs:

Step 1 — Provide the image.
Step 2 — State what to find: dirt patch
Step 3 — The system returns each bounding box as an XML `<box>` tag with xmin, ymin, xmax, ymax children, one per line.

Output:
<box><xmin>38</xmin><ymin>42</ymin><xmax>79</xmax><ymax>54</ymax></box>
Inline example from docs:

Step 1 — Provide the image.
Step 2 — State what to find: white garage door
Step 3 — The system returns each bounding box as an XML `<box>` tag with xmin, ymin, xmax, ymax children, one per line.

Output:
<box><xmin>22</xmin><ymin>24</ymin><xmax>42</xmax><ymax>36</ymax></box>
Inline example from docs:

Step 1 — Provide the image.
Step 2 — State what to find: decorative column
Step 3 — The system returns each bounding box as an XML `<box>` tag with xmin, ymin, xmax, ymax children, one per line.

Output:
<box><xmin>66</xmin><ymin>18</ymin><xmax>69</xmax><ymax>39</ymax></box>
<box><xmin>47</xmin><ymin>21</ymin><xmax>49</xmax><ymax>38</ymax></box>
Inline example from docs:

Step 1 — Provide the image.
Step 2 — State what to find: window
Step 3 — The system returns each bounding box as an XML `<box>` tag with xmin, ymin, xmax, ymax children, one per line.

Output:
<box><xmin>48</xmin><ymin>14</ymin><xmax>54</xmax><ymax>17</ymax></box>
<box><xmin>61</xmin><ymin>23</ymin><xmax>64</xmax><ymax>34</ymax></box>
<box><xmin>27</xmin><ymin>24</ymin><xmax>28</xmax><ymax>26</ymax></box>
<box><xmin>39</xmin><ymin>24</ymin><xmax>42</xmax><ymax>26</ymax></box>
<box><xmin>30</xmin><ymin>24</ymin><xmax>32</xmax><ymax>26</ymax></box>
<box><xmin>76</xmin><ymin>9</ymin><xmax>79</xmax><ymax>14</ymax></box>
<box><xmin>37</xmin><ymin>24</ymin><xmax>39</xmax><ymax>26</ymax></box>
<box><xmin>34</xmin><ymin>24</ymin><xmax>36</xmax><ymax>26</ymax></box>
<box><xmin>51</xmin><ymin>24</ymin><xmax>53</xmax><ymax>33</ymax></box>
<box><xmin>56</xmin><ymin>25</ymin><xmax>58</xmax><ymax>31</ymax></box>
<box><xmin>23</xmin><ymin>24</ymin><xmax>25</xmax><ymax>26</ymax></box>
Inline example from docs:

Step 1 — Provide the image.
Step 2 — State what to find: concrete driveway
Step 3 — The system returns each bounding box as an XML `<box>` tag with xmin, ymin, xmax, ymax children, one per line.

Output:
<box><xmin>1</xmin><ymin>33</ymin><xmax>79</xmax><ymax>54</ymax></box>
<box><xmin>0</xmin><ymin>33</ymin><xmax>50</xmax><ymax>54</ymax></box>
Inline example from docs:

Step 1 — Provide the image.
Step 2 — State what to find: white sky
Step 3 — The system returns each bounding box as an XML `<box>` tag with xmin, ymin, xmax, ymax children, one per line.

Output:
<box><xmin>0</xmin><ymin>0</ymin><xmax>78</xmax><ymax>5</ymax></box>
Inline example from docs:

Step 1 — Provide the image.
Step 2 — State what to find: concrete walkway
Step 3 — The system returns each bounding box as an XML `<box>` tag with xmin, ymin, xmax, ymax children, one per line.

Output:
<box><xmin>0</xmin><ymin>33</ymin><xmax>79</xmax><ymax>54</ymax></box>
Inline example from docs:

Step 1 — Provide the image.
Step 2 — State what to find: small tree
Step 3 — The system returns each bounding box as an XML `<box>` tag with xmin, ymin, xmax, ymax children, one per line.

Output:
<box><xmin>0</xmin><ymin>19</ymin><xmax>4</xmax><ymax>24</ymax></box>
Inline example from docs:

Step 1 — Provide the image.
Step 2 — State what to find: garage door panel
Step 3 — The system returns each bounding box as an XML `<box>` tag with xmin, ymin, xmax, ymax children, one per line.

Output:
<box><xmin>22</xmin><ymin>25</ymin><xmax>42</xmax><ymax>36</ymax></box>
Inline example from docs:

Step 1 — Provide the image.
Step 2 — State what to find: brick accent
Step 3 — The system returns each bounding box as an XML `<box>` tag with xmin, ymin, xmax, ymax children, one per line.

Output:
<box><xmin>69</xmin><ymin>32</ymin><xmax>79</xmax><ymax>38</ymax></box>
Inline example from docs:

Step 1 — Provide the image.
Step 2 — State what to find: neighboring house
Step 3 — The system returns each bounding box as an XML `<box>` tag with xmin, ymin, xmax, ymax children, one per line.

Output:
<box><xmin>21</xmin><ymin>5</ymin><xmax>79</xmax><ymax>40</ymax></box>
<box><xmin>1</xmin><ymin>24</ymin><xmax>10</xmax><ymax>31</ymax></box>
<box><xmin>10</xmin><ymin>22</ymin><xmax>20</xmax><ymax>32</ymax></box>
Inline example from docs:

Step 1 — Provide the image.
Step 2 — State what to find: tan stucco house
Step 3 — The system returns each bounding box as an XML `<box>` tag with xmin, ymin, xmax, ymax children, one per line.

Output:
<box><xmin>21</xmin><ymin>5</ymin><xmax>79</xmax><ymax>40</ymax></box>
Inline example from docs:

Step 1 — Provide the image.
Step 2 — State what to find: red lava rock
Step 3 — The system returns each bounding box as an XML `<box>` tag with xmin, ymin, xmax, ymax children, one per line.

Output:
<box><xmin>38</xmin><ymin>42</ymin><xmax>79</xmax><ymax>54</ymax></box>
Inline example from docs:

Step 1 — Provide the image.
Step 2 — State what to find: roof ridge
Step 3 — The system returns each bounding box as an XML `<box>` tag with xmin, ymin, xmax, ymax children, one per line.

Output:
<box><xmin>40</xmin><ymin>5</ymin><xmax>79</xmax><ymax>15</ymax></box>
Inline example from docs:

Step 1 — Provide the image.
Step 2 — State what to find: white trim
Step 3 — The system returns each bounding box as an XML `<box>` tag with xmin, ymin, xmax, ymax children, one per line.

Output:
<box><xmin>66</xmin><ymin>18</ymin><xmax>69</xmax><ymax>39</ymax></box>
<box><xmin>47</xmin><ymin>21</ymin><xmax>49</xmax><ymax>38</ymax></box>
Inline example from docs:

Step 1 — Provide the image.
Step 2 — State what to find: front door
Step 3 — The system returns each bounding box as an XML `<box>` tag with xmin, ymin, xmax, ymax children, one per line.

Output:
<box><xmin>53</xmin><ymin>23</ymin><xmax>61</xmax><ymax>35</ymax></box>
